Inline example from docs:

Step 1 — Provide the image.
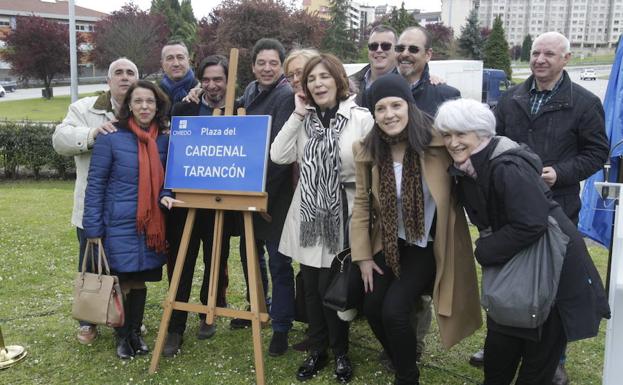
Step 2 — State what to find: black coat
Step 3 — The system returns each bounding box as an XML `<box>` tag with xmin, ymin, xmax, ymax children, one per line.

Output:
<box><xmin>239</xmin><ymin>75</ymin><xmax>295</xmax><ymax>241</ymax></box>
<box><xmin>495</xmin><ymin>71</ymin><xmax>608</xmax><ymax>222</ymax></box>
<box><xmin>410</xmin><ymin>64</ymin><xmax>461</xmax><ymax>120</ymax></box>
<box><xmin>451</xmin><ymin>137</ymin><xmax>610</xmax><ymax>342</ymax></box>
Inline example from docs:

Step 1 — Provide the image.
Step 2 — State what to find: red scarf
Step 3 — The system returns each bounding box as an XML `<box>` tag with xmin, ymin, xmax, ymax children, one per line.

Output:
<box><xmin>127</xmin><ymin>118</ymin><xmax>166</xmax><ymax>254</ymax></box>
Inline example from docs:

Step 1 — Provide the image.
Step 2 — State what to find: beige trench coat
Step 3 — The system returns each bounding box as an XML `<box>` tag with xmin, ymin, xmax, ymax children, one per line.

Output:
<box><xmin>350</xmin><ymin>135</ymin><xmax>482</xmax><ymax>349</ymax></box>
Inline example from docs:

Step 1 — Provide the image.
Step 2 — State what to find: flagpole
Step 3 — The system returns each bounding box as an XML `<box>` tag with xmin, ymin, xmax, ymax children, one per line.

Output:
<box><xmin>68</xmin><ymin>0</ymin><xmax>78</xmax><ymax>103</ymax></box>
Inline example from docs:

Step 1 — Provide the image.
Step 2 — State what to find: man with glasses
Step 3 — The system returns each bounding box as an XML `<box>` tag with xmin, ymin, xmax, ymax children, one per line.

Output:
<box><xmin>350</xmin><ymin>25</ymin><xmax>398</xmax><ymax>108</ymax></box>
<box><xmin>396</xmin><ymin>26</ymin><xmax>460</xmax><ymax>119</ymax></box>
<box><xmin>237</xmin><ymin>38</ymin><xmax>296</xmax><ymax>357</ymax></box>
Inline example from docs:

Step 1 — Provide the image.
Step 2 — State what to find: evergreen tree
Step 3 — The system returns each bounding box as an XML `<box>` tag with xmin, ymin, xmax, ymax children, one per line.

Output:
<box><xmin>321</xmin><ymin>0</ymin><xmax>359</xmax><ymax>61</ymax></box>
<box><xmin>386</xmin><ymin>2</ymin><xmax>417</xmax><ymax>35</ymax></box>
<box><xmin>521</xmin><ymin>34</ymin><xmax>532</xmax><ymax>62</ymax></box>
<box><xmin>458</xmin><ymin>9</ymin><xmax>483</xmax><ymax>59</ymax></box>
<box><xmin>483</xmin><ymin>15</ymin><xmax>512</xmax><ymax>78</ymax></box>
<box><xmin>151</xmin><ymin>0</ymin><xmax>197</xmax><ymax>56</ymax></box>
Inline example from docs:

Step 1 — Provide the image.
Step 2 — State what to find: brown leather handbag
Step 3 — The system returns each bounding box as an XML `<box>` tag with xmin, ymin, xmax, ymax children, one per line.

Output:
<box><xmin>72</xmin><ymin>239</ymin><xmax>125</xmax><ymax>327</ymax></box>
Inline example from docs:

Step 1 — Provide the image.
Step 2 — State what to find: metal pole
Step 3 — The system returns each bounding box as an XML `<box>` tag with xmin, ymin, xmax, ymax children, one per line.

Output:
<box><xmin>69</xmin><ymin>0</ymin><xmax>78</xmax><ymax>103</ymax></box>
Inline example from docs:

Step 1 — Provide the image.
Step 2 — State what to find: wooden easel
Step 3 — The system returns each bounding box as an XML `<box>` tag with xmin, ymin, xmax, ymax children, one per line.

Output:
<box><xmin>149</xmin><ymin>48</ymin><xmax>269</xmax><ymax>385</ymax></box>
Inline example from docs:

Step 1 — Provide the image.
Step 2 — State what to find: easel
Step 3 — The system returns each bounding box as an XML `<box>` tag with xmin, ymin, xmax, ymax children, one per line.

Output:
<box><xmin>149</xmin><ymin>48</ymin><xmax>269</xmax><ymax>385</ymax></box>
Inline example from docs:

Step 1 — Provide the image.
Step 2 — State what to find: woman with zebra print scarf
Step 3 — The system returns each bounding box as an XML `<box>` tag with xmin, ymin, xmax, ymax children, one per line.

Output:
<box><xmin>270</xmin><ymin>53</ymin><xmax>374</xmax><ymax>383</ymax></box>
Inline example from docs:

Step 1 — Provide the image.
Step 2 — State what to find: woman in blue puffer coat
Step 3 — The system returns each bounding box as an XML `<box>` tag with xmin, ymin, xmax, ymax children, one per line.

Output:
<box><xmin>83</xmin><ymin>80</ymin><xmax>177</xmax><ymax>359</ymax></box>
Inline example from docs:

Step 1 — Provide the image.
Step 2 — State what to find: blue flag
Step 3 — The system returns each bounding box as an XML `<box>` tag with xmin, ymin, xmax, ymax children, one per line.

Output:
<box><xmin>579</xmin><ymin>38</ymin><xmax>623</xmax><ymax>247</ymax></box>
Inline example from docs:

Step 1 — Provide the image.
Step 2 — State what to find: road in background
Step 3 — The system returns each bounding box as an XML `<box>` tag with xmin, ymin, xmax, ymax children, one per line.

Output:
<box><xmin>0</xmin><ymin>65</ymin><xmax>611</xmax><ymax>103</ymax></box>
<box><xmin>0</xmin><ymin>83</ymin><xmax>107</xmax><ymax>102</ymax></box>
<box><xmin>514</xmin><ymin>64</ymin><xmax>610</xmax><ymax>102</ymax></box>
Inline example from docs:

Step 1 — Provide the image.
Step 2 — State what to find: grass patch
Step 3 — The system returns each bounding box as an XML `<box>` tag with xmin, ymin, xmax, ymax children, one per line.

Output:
<box><xmin>0</xmin><ymin>180</ymin><xmax>609</xmax><ymax>384</ymax></box>
<box><xmin>0</xmin><ymin>93</ymin><xmax>99</xmax><ymax>122</ymax></box>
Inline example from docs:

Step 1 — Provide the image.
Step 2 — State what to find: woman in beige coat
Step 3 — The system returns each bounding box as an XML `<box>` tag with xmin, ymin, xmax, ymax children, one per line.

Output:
<box><xmin>350</xmin><ymin>74</ymin><xmax>481</xmax><ymax>385</ymax></box>
<box><xmin>270</xmin><ymin>53</ymin><xmax>374</xmax><ymax>383</ymax></box>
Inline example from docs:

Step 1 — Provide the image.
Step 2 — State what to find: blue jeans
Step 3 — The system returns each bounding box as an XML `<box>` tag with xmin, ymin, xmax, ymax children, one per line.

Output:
<box><xmin>239</xmin><ymin>237</ymin><xmax>270</xmax><ymax>305</ymax></box>
<box><xmin>76</xmin><ymin>227</ymin><xmax>95</xmax><ymax>328</ymax></box>
<box><xmin>265</xmin><ymin>240</ymin><xmax>295</xmax><ymax>333</ymax></box>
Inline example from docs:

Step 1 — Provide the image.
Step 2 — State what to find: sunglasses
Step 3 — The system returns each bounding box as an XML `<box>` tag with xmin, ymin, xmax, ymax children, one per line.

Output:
<box><xmin>394</xmin><ymin>44</ymin><xmax>421</xmax><ymax>54</ymax></box>
<box><xmin>368</xmin><ymin>42</ymin><xmax>393</xmax><ymax>51</ymax></box>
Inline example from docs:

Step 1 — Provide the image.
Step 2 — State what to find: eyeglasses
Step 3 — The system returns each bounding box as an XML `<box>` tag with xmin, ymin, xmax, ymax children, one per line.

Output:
<box><xmin>368</xmin><ymin>42</ymin><xmax>393</xmax><ymax>51</ymax></box>
<box><xmin>285</xmin><ymin>69</ymin><xmax>303</xmax><ymax>82</ymax></box>
<box><xmin>394</xmin><ymin>44</ymin><xmax>421</xmax><ymax>54</ymax></box>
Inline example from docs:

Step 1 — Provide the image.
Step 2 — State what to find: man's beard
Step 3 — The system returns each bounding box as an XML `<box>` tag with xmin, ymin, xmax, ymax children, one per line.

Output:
<box><xmin>204</xmin><ymin>92</ymin><xmax>224</xmax><ymax>106</ymax></box>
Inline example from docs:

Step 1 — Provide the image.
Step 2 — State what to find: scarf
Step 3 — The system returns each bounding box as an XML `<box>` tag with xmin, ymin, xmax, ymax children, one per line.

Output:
<box><xmin>160</xmin><ymin>69</ymin><xmax>196</xmax><ymax>104</ymax></box>
<box><xmin>299</xmin><ymin>109</ymin><xmax>348</xmax><ymax>254</ymax></box>
<box><xmin>377</xmin><ymin>128</ymin><xmax>426</xmax><ymax>277</ymax></box>
<box><xmin>127</xmin><ymin>118</ymin><xmax>166</xmax><ymax>254</ymax></box>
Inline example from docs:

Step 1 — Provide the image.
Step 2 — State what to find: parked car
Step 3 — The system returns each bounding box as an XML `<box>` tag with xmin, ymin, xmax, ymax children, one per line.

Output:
<box><xmin>0</xmin><ymin>81</ymin><xmax>17</xmax><ymax>92</ymax></box>
<box><xmin>580</xmin><ymin>68</ymin><xmax>597</xmax><ymax>81</ymax></box>
<box><xmin>0</xmin><ymin>85</ymin><xmax>5</xmax><ymax>97</ymax></box>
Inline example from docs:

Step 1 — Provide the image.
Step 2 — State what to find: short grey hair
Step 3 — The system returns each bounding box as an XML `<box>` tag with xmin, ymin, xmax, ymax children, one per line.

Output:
<box><xmin>533</xmin><ymin>31</ymin><xmax>570</xmax><ymax>55</ymax></box>
<box><xmin>107</xmin><ymin>57</ymin><xmax>138</xmax><ymax>79</ymax></box>
<box><xmin>434</xmin><ymin>99</ymin><xmax>496</xmax><ymax>138</ymax></box>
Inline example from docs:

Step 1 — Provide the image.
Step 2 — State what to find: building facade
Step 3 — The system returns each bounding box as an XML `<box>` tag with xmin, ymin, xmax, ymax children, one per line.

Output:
<box><xmin>0</xmin><ymin>0</ymin><xmax>107</xmax><ymax>81</ymax></box>
<box><xmin>442</xmin><ymin>0</ymin><xmax>622</xmax><ymax>49</ymax></box>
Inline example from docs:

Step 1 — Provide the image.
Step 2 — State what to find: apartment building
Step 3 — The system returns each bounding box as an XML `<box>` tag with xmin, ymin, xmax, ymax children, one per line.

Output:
<box><xmin>442</xmin><ymin>0</ymin><xmax>622</xmax><ymax>48</ymax></box>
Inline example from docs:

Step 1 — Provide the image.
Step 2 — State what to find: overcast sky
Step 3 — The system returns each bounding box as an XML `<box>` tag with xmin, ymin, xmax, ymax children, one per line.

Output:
<box><xmin>75</xmin><ymin>0</ymin><xmax>442</xmax><ymax>19</ymax></box>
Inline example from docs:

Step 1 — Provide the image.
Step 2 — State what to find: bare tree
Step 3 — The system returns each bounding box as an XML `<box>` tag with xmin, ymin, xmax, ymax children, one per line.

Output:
<box><xmin>91</xmin><ymin>4</ymin><xmax>170</xmax><ymax>78</ymax></box>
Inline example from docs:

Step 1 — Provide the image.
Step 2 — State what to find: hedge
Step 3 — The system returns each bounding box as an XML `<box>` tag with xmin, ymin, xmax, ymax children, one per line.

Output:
<box><xmin>0</xmin><ymin>120</ymin><xmax>74</xmax><ymax>179</ymax></box>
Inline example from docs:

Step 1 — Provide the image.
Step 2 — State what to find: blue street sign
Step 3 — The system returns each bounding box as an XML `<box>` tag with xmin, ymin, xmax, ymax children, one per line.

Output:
<box><xmin>165</xmin><ymin>115</ymin><xmax>271</xmax><ymax>192</ymax></box>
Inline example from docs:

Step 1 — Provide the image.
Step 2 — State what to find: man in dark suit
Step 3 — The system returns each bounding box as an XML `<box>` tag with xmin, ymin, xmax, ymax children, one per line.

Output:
<box><xmin>162</xmin><ymin>55</ymin><xmax>270</xmax><ymax>357</ymax></box>
<box><xmin>237</xmin><ymin>38</ymin><xmax>296</xmax><ymax>357</ymax></box>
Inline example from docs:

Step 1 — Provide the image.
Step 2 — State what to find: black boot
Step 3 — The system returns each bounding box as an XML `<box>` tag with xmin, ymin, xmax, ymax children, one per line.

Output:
<box><xmin>127</xmin><ymin>288</ymin><xmax>149</xmax><ymax>355</ymax></box>
<box><xmin>115</xmin><ymin>292</ymin><xmax>134</xmax><ymax>359</ymax></box>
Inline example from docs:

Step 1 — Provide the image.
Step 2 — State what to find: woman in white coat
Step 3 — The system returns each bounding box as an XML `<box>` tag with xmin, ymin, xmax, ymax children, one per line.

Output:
<box><xmin>270</xmin><ymin>53</ymin><xmax>374</xmax><ymax>383</ymax></box>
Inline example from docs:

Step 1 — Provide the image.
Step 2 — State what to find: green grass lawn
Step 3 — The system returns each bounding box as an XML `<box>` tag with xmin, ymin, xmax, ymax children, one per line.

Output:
<box><xmin>0</xmin><ymin>93</ymin><xmax>99</xmax><ymax>121</ymax></box>
<box><xmin>0</xmin><ymin>180</ymin><xmax>609</xmax><ymax>384</ymax></box>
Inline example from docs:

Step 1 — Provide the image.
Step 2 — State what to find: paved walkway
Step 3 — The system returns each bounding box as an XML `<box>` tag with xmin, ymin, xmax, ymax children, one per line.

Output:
<box><xmin>0</xmin><ymin>83</ymin><xmax>108</xmax><ymax>102</ymax></box>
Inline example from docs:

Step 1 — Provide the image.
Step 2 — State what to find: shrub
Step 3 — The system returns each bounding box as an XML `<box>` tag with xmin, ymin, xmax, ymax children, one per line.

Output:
<box><xmin>0</xmin><ymin>120</ymin><xmax>73</xmax><ymax>179</ymax></box>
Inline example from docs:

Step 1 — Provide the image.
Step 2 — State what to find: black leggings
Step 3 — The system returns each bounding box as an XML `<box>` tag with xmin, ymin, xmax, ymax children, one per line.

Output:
<box><xmin>300</xmin><ymin>264</ymin><xmax>349</xmax><ymax>356</ymax></box>
<box><xmin>363</xmin><ymin>241</ymin><xmax>436</xmax><ymax>385</ymax></box>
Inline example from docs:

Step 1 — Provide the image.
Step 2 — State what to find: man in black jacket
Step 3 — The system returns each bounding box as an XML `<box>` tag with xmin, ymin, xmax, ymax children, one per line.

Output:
<box><xmin>396</xmin><ymin>26</ymin><xmax>460</xmax><ymax>119</ymax></box>
<box><xmin>162</xmin><ymin>55</ymin><xmax>272</xmax><ymax>357</ymax></box>
<box><xmin>237</xmin><ymin>38</ymin><xmax>296</xmax><ymax>357</ymax></box>
<box><xmin>492</xmin><ymin>31</ymin><xmax>608</xmax><ymax>385</ymax></box>
<box><xmin>496</xmin><ymin>32</ymin><xmax>607</xmax><ymax>225</ymax></box>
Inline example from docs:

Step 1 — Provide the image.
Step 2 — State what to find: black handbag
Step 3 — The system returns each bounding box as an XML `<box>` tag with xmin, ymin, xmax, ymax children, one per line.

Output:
<box><xmin>323</xmin><ymin>166</ymin><xmax>372</xmax><ymax>312</ymax></box>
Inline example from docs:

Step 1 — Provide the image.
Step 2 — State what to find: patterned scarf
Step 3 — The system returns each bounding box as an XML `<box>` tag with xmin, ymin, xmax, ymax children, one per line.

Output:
<box><xmin>299</xmin><ymin>109</ymin><xmax>348</xmax><ymax>253</ymax></box>
<box><xmin>377</xmin><ymin>128</ymin><xmax>425</xmax><ymax>277</ymax></box>
<box><xmin>160</xmin><ymin>69</ymin><xmax>196</xmax><ymax>104</ymax></box>
<box><xmin>127</xmin><ymin>118</ymin><xmax>166</xmax><ymax>254</ymax></box>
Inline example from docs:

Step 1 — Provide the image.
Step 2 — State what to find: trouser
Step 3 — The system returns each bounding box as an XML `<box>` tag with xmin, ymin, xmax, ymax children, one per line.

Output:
<box><xmin>167</xmin><ymin>208</ymin><xmax>229</xmax><ymax>335</ymax></box>
<box><xmin>300</xmin><ymin>264</ymin><xmax>349</xmax><ymax>356</ymax></box>
<box><xmin>483</xmin><ymin>308</ymin><xmax>567</xmax><ymax>385</ymax></box>
<box><xmin>238</xmin><ymin>236</ymin><xmax>270</xmax><ymax>304</ymax></box>
<box><xmin>76</xmin><ymin>227</ymin><xmax>95</xmax><ymax>328</ymax></box>
<box><xmin>411</xmin><ymin>295</ymin><xmax>432</xmax><ymax>355</ymax></box>
<box><xmin>265</xmin><ymin>240</ymin><xmax>295</xmax><ymax>332</ymax></box>
<box><xmin>363</xmin><ymin>242</ymin><xmax>436</xmax><ymax>385</ymax></box>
